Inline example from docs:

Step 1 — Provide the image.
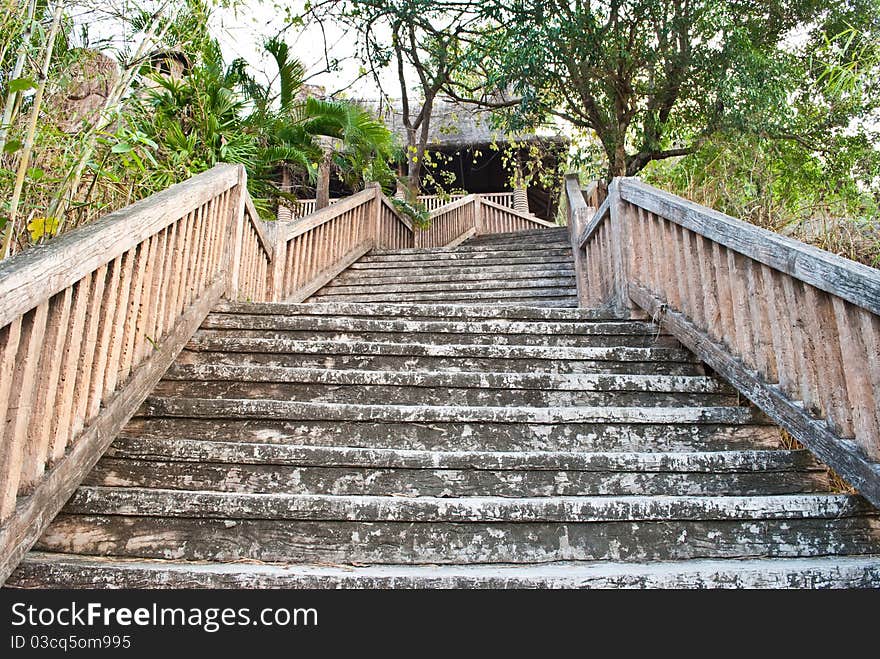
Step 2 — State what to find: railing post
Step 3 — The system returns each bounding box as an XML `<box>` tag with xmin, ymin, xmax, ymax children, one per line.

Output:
<box><xmin>225</xmin><ymin>165</ymin><xmax>247</xmax><ymax>300</ymax></box>
<box><xmin>264</xmin><ymin>221</ymin><xmax>285</xmax><ymax>302</ymax></box>
<box><xmin>368</xmin><ymin>182</ymin><xmax>382</xmax><ymax>249</ymax></box>
<box><xmin>608</xmin><ymin>178</ymin><xmax>634</xmax><ymax>317</ymax></box>
<box><xmin>473</xmin><ymin>195</ymin><xmax>483</xmax><ymax>235</ymax></box>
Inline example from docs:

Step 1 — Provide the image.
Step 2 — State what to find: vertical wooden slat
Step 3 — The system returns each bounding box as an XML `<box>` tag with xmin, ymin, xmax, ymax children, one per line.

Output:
<box><xmin>681</xmin><ymin>229</ymin><xmax>705</xmax><ymax>328</ymax></box>
<box><xmin>727</xmin><ymin>250</ymin><xmax>755</xmax><ymax>369</ymax></box>
<box><xmin>135</xmin><ymin>231</ymin><xmax>162</xmax><ymax>365</ymax></box>
<box><xmin>858</xmin><ymin>310</ymin><xmax>880</xmax><ymax>439</ymax></box>
<box><xmin>671</xmin><ymin>223</ymin><xmax>690</xmax><ymax>315</ymax></box>
<box><xmin>119</xmin><ymin>241</ymin><xmax>149</xmax><ymax>383</ymax></box>
<box><xmin>22</xmin><ymin>288</ymin><xmax>73</xmax><ymax>488</ymax></box>
<box><xmin>743</xmin><ymin>259</ymin><xmax>776</xmax><ymax>382</ymax></box>
<box><xmin>72</xmin><ymin>265</ymin><xmax>107</xmax><ymax>435</ymax></box>
<box><xmin>0</xmin><ymin>302</ymin><xmax>49</xmax><ymax>517</ymax></box>
<box><xmin>762</xmin><ymin>265</ymin><xmax>797</xmax><ymax>396</ymax></box>
<box><xmin>0</xmin><ymin>318</ymin><xmax>23</xmax><ymax>521</ymax></box>
<box><xmin>711</xmin><ymin>243</ymin><xmax>735</xmax><ymax>352</ymax></box>
<box><xmin>833</xmin><ymin>298</ymin><xmax>880</xmax><ymax>459</ymax></box>
<box><xmin>780</xmin><ymin>276</ymin><xmax>821</xmax><ymax>414</ymax></box>
<box><xmin>696</xmin><ymin>235</ymin><xmax>721</xmax><ymax>344</ymax></box>
<box><xmin>801</xmin><ymin>283</ymin><xmax>852</xmax><ymax>435</ymax></box>
<box><xmin>153</xmin><ymin>222</ymin><xmax>176</xmax><ymax>343</ymax></box>
<box><xmin>86</xmin><ymin>258</ymin><xmax>121</xmax><ymax>420</ymax></box>
<box><xmin>103</xmin><ymin>249</ymin><xmax>135</xmax><ymax>395</ymax></box>
<box><xmin>49</xmin><ymin>275</ymin><xmax>90</xmax><ymax>462</ymax></box>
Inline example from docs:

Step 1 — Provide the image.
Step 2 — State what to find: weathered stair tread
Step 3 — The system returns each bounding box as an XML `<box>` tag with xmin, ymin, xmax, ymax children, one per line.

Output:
<box><xmin>121</xmin><ymin>417</ymin><xmax>785</xmax><ymax>453</ymax></box>
<box><xmin>19</xmin><ymin>226</ymin><xmax>880</xmax><ymax>589</ymax></box>
<box><xmin>11</xmin><ymin>553</ymin><xmax>880</xmax><ymax>589</ymax></box>
<box><xmin>102</xmin><ymin>438</ymin><xmax>821</xmax><ymax>472</ymax></box>
<box><xmin>163</xmin><ymin>366</ymin><xmax>725</xmax><ymax>392</ymax></box>
<box><xmin>61</xmin><ymin>488</ymin><xmax>871</xmax><ymax>522</ymax></box>
<box><xmin>215</xmin><ymin>300</ymin><xmax>618</xmax><ymax>321</ymax></box>
<box><xmin>184</xmin><ymin>337</ymin><xmax>695</xmax><ymax>362</ymax></box>
<box><xmin>200</xmin><ymin>315</ymin><xmax>666</xmax><ymax>337</ymax></box>
<box><xmin>359</xmin><ymin>247</ymin><xmax>573</xmax><ymax>263</ymax></box>
<box><xmin>141</xmin><ymin>397</ymin><xmax>766</xmax><ymax>425</ymax></box>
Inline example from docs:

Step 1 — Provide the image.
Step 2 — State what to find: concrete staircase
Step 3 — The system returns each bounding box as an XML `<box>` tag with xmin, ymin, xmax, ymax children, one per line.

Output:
<box><xmin>8</xmin><ymin>228</ymin><xmax>880</xmax><ymax>588</ymax></box>
<box><xmin>307</xmin><ymin>227</ymin><xmax>578</xmax><ymax>306</ymax></box>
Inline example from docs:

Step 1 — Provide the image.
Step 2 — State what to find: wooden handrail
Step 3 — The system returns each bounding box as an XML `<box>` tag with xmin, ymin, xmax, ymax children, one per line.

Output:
<box><xmin>565</xmin><ymin>175</ymin><xmax>880</xmax><ymax>507</ymax></box>
<box><xmin>0</xmin><ymin>168</ymin><xmax>572</xmax><ymax>584</ymax></box>
<box><xmin>0</xmin><ymin>163</ymin><xmax>245</xmax><ymax>583</ymax></box>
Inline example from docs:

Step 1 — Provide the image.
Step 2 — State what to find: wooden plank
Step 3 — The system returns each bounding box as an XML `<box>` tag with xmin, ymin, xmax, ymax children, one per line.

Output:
<box><xmin>380</xmin><ymin>194</ymin><xmax>413</xmax><ymax>232</ymax></box>
<box><xmin>727</xmin><ymin>250</ymin><xmax>756</xmax><ymax>370</ymax></box>
<box><xmin>578</xmin><ymin>196</ymin><xmax>611</xmax><ymax>249</ymax></box>
<box><xmin>742</xmin><ymin>259</ymin><xmax>775</xmax><ymax>381</ymax></box>
<box><xmin>696</xmin><ymin>235</ymin><xmax>721</xmax><ymax>344</ymax></box>
<box><xmin>858</xmin><ymin>310</ymin><xmax>880</xmax><ymax>442</ymax></box>
<box><xmin>0</xmin><ymin>301</ymin><xmax>48</xmax><ymax>517</ymax></box>
<box><xmin>243</xmin><ymin>192</ymin><xmax>274</xmax><ymax>260</ymax></box>
<box><xmin>681</xmin><ymin>228</ymin><xmax>705</xmax><ymax>327</ymax></box>
<box><xmin>0</xmin><ymin>277</ymin><xmax>226</xmax><ymax>586</ymax></box>
<box><xmin>72</xmin><ymin>265</ymin><xmax>106</xmax><ymax>436</ymax></box>
<box><xmin>479</xmin><ymin>199</ymin><xmax>557</xmax><ymax>229</ymax></box>
<box><xmin>22</xmin><ymin>288</ymin><xmax>72</xmax><ymax>489</ymax></box>
<box><xmin>429</xmin><ymin>194</ymin><xmax>476</xmax><ymax>218</ymax></box>
<box><xmin>285</xmin><ymin>188</ymin><xmax>376</xmax><ymax>240</ymax></box>
<box><xmin>119</xmin><ymin>241</ymin><xmax>149</xmax><ymax>383</ymax></box>
<box><xmin>711</xmin><ymin>243</ymin><xmax>735</xmax><ymax>353</ymax></box>
<box><xmin>0</xmin><ymin>318</ymin><xmax>22</xmax><ymax>521</ymax></box>
<box><xmin>49</xmin><ymin>275</ymin><xmax>90</xmax><ymax>463</ymax></box>
<box><xmin>103</xmin><ymin>249</ymin><xmax>135</xmax><ymax>395</ymax></box>
<box><xmin>620</xmin><ymin>177</ymin><xmax>880</xmax><ymax>316</ymax></box>
<box><xmin>832</xmin><ymin>297</ymin><xmax>880</xmax><ymax>460</ymax></box>
<box><xmin>283</xmin><ymin>240</ymin><xmax>374</xmax><ymax>304</ymax></box>
<box><xmin>629</xmin><ymin>281</ymin><xmax>880</xmax><ymax>509</ymax></box>
<box><xmin>782</xmin><ymin>277</ymin><xmax>822</xmax><ymax>416</ymax></box>
<box><xmin>801</xmin><ymin>283</ymin><xmax>852</xmax><ymax>435</ymax></box>
<box><xmin>86</xmin><ymin>256</ymin><xmax>121</xmax><ymax>420</ymax></box>
<box><xmin>0</xmin><ymin>164</ymin><xmax>240</xmax><ymax>329</ymax></box>
<box><xmin>444</xmin><ymin>227</ymin><xmax>477</xmax><ymax>248</ymax></box>
<box><xmin>761</xmin><ymin>265</ymin><xmax>797</xmax><ymax>396</ymax></box>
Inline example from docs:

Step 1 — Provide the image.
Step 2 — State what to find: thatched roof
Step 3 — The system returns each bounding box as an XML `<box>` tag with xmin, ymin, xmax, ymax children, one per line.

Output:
<box><xmin>358</xmin><ymin>97</ymin><xmax>568</xmax><ymax>149</ymax></box>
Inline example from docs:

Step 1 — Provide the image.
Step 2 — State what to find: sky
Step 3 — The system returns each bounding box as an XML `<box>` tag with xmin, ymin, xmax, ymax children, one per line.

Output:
<box><xmin>210</xmin><ymin>1</ymin><xmax>392</xmax><ymax>99</ymax></box>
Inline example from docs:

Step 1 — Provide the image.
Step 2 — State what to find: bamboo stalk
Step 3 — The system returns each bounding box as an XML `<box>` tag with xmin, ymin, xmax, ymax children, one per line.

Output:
<box><xmin>1</xmin><ymin>2</ymin><xmax>63</xmax><ymax>259</ymax></box>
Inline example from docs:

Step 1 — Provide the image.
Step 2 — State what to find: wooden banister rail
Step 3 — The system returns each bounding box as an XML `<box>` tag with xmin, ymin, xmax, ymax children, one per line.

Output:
<box><xmin>564</xmin><ymin>174</ymin><xmax>880</xmax><ymax>506</ymax></box>
<box><xmin>0</xmin><ymin>163</ymin><xmax>245</xmax><ymax>583</ymax></box>
<box><xmin>0</xmin><ymin>165</ymin><xmax>567</xmax><ymax>584</ymax></box>
<box><xmin>420</xmin><ymin>194</ymin><xmax>556</xmax><ymax>249</ymax></box>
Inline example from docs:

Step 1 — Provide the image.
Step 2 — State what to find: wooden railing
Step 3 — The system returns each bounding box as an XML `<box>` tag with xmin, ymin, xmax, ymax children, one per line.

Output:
<box><xmin>417</xmin><ymin>194</ymin><xmax>555</xmax><ymax>249</ymax></box>
<box><xmin>564</xmin><ymin>174</ymin><xmax>880</xmax><ymax>507</ymax></box>
<box><xmin>0</xmin><ymin>164</ymin><xmax>560</xmax><ymax>584</ymax></box>
<box><xmin>0</xmin><ymin>163</ymin><xmax>245</xmax><ymax>583</ymax></box>
<box><xmin>285</xmin><ymin>191</ymin><xmax>518</xmax><ymax>220</ymax></box>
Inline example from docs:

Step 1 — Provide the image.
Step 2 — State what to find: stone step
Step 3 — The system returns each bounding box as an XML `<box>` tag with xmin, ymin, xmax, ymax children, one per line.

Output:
<box><xmin>122</xmin><ymin>416</ymin><xmax>782</xmax><ymax>453</ymax></box>
<box><xmin>12</xmin><ymin>554</ymin><xmax>880</xmax><ymax>589</ymax></box>
<box><xmin>139</xmin><ymin>398</ymin><xmax>765</xmax><ymax>428</ymax></box>
<box><xmin>465</xmin><ymin>227</ymin><xmax>570</xmax><ymax>243</ymax></box>
<box><xmin>34</xmin><ymin>491</ymin><xmax>880</xmax><ymax>564</ymax></box>
<box><xmin>153</xmin><ymin>373</ymin><xmax>735</xmax><ymax>407</ymax></box>
<box><xmin>370</xmin><ymin>240</ymin><xmax>570</xmax><ymax>256</ymax></box>
<box><xmin>164</xmin><ymin>365</ymin><xmax>729</xmax><ymax>393</ymax></box>
<box><xmin>197</xmin><ymin>315</ymin><xmax>677</xmax><ymax>348</ymax></box>
<box><xmin>363</xmin><ymin>245</ymin><xmax>571</xmax><ymax>261</ymax></box>
<box><xmin>313</xmin><ymin>276</ymin><xmax>577</xmax><ymax>297</ymax></box>
<box><xmin>348</xmin><ymin>256</ymin><xmax>575</xmax><ymax>273</ymax></box>
<box><xmin>332</xmin><ymin>265</ymin><xmax>576</xmax><ymax>286</ymax></box>
<box><xmin>214</xmin><ymin>301</ymin><xmax>616</xmax><ymax>322</ymax></box>
<box><xmin>306</xmin><ymin>287</ymin><xmax>578</xmax><ymax>305</ymax></box>
<box><xmin>86</xmin><ymin>439</ymin><xmax>829</xmax><ymax>497</ymax></box>
<box><xmin>180</xmin><ymin>337</ymin><xmax>702</xmax><ymax>375</ymax></box>
<box><xmin>351</xmin><ymin>251</ymin><xmax>572</xmax><ymax>268</ymax></box>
